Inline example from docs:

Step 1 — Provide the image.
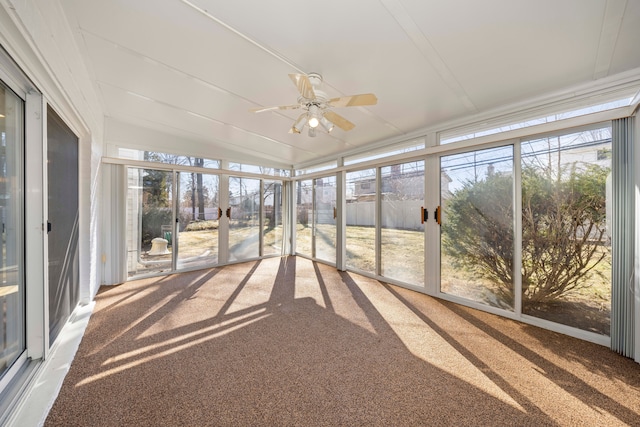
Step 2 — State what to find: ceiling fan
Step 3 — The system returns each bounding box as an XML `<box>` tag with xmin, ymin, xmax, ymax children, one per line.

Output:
<box><xmin>250</xmin><ymin>73</ymin><xmax>377</xmax><ymax>137</ymax></box>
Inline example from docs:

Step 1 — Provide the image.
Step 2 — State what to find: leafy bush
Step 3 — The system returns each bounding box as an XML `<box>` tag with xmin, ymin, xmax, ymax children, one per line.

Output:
<box><xmin>442</xmin><ymin>163</ymin><xmax>609</xmax><ymax>307</ymax></box>
<box><xmin>184</xmin><ymin>220</ymin><xmax>219</xmax><ymax>232</ymax></box>
<box><xmin>141</xmin><ymin>207</ymin><xmax>172</xmax><ymax>248</ymax></box>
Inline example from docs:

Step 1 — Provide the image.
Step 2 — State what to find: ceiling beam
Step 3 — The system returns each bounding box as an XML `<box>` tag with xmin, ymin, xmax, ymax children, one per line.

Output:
<box><xmin>379</xmin><ymin>0</ymin><xmax>477</xmax><ymax>113</ymax></box>
<box><xmin>593</xmin><ymin>0</ymin><xmax>628</xmax><ymax>80</ymax></box>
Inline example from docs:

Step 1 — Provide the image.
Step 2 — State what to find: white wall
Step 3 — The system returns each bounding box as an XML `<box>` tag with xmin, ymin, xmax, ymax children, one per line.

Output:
<box><xmin>0</xmin><ymin>1</ymin><xmax>107</xmax><ymax>423</ymax></box>
<box><xmin>0</xmin><ymin>0</ymin><xmax>106</xmax><ymax>299</ymax></box>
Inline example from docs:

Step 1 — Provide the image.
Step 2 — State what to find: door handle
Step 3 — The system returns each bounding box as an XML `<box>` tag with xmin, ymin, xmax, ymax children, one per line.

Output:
<box><xmin>421</xmin><ymin>207</ymin><xmax>428</xmax><ymax>224</ymax></box>
<box><xmin>218</xmin><ymin>207</ymin><xmax>222</xmax><ymax>219</ymax></box>
<box><xmin>435</xmin><ymin>206</ymin><xmax>441</xmax><ymax>225</ymax></box>
<box><xmin>226</xmin><ymin>207</ymin><xmax>231</xmax><ymax>218</ymax></box>
<box><xmin>333</xmin><ymin>207</ymin><xmax>337</xmax><ymax>219</ymax></box>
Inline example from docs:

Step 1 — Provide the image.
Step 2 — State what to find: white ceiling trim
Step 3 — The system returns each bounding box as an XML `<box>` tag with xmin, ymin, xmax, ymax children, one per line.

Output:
<box><xmin>435</xmin><ymin>66</ymin><xmax>640</xmax><ymax>137</ymax></box>
<box><xmin>295</xmin><ymin>105</ymin><xmax>629</xmax><ymax>177</ymax></box>
<box><xmin>594</xmin><ymin>0</ymin><xmax>628</xmax><ymax>79</ymax></box>
<box><xmin>104</xmin><ymin>108</ymin><xmax>311</xmax><ymax>166</ymax></box>
<box><xmin>294</xmin><ymin>67</ymin><xmax>640</xmax><ymax>169</ymax></box>
<box><xmin>105</xmin><ymin>116</ymin><xmax>296</xmax><ymax>169</ymax></box>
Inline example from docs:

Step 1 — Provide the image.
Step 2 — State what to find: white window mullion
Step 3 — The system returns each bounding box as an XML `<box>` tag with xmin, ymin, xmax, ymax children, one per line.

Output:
<box><xmin>218</xmin><ymin>173</ymin><xmax>230</xmax><ymax>264</ymax></box>
<box><xmin>26</xmin><ymin>91</ymin><xmax>47</xmax><ymax>360</ymax></box>
<box><xmin>259</xmin><ymin>179</ymin><xmax>264</xmax><ymax>257</ymax></box>
<box><xmin>374</xmin><ymin>167</ymin><xmax>380</xmax><ymax>277</ymax></box>
<box><xmin>513</xmin><ymin>142</ymin><xmax>523</xmax><ymax>317</ymax></box>
<box><xmin>425</xmin><ymin>154</ymin><xmax>440</xmax><ymax>296</ymax></box>
<box><xmin>335</xmin><ymin>171</ymin><xmax>346</xmax><ymax>271</ymax></box>
<box><xmin>171</xmin><ymin>170</ymin><xmax>179</xmax><ymax>271</ymax></box>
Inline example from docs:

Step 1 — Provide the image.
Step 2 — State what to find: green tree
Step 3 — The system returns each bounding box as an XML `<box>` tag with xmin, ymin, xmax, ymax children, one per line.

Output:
<box><xmin>140</xmin><ymin>168</ymin><xmax>172</xmax><ymax>247</ymax></box>
<box><xmin>442</xmin><ymin>170</ymin><xmax>514</xmax><ymax>303</ymax></box>
<box><xmin>142</xmin><ymin>169</ymin><xmax>170</xmax><ymax>207</ymax></box>
<box><xmin>142</xmin><ymin>153</ymin><xmax>172</xmax><ymax>207</ymax></box>
<box><xmin>442</xmin><ymin>162</ymin><xmax>609</xmax><ymax>307</ymax></box>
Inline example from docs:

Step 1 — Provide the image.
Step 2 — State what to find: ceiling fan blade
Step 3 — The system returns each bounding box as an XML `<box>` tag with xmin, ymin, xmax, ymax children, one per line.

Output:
<box><xmin>249</xmin><ymin>104</ymin><xmax>300</xmax><ymax>113</ymax></box>
<box><xmin>323</xmin><ymin>110</ymin><xmax>355</xmax><ymax>131</ymax></box>
<box><xmin>328</xmin><ymin>93</ymin><xmax>377</xmax><ymax>108</ymax></box>
<box><xmin>289</xmin><ymin>73</ymin><xmax>316</xmax><ymax>99</ymax></box>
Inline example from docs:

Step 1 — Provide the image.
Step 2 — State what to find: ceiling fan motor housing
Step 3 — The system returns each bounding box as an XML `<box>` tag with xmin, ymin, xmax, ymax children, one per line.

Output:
<box><xmin>307</xmin><ymin>72</ymin><xmax>323</xmax><ymax>87</ymax></box>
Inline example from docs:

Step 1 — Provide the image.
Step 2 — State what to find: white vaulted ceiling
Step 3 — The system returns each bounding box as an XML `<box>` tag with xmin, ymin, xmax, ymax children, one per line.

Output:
<box><xmin>59</xmin><ymin>0</ymin><xmax>640</xmax><ymax>168</ymax></box>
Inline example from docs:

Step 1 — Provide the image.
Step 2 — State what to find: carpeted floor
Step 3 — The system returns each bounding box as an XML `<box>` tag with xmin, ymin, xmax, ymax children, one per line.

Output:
<box><xmin>45</xmin><ymin>256</ymin><xmax>640</xmax><ymax>426</ymax></box>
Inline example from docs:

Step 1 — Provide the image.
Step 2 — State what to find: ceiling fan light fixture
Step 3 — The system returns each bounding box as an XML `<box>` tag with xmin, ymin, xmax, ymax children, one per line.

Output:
<box><xmin>307</xmin><ymin>105</ymin><xmax>320</xmax><ymax>128</ymax></box>
<box><xmin>251</xmin><ymin>73</ymin><xmax>376</xmax><ymax>135</ymax></box>
<box><xmin>320</xmin><ymin>117</ymin><xmax>334</xmax><ymax>133</ymax></box>
<box><xmin>291</xmin><ymin>113</ymin><xmax>307</xmax><ymax>133</ymax></box>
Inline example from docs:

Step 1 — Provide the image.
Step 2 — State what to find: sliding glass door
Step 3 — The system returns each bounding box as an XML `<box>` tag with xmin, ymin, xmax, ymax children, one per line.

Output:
<box><xmin>438</xmin><ymin>125</ymin><xmax>612</xmax><ymax>336</ymax></box>
<box><xmin>345</xmin><ymin>169</ymin><xmax>376</xmax><ymax>274</ymax></box>
<box><xmin>127</xmin><ymin>170</ymin><xmax>285</xmax><ymax>276</ymax></box>
<box><xmin>314</xmin><ymin>176</ymin><xmax>336</xmax><ymax>264</ymax></box>
<box><xmin>343</xmin><ymin>163</ymin><xmax>426</xmax><ymax>285</ymax></box>
<box><xmin>380</xmin><ymin>161</ymin><xmax>425</xmax><ymax>285</ymax></box>
<box><xmin>263</xmin><ymin>180</ymin><xmax>283</xmax><ymax>256</ymax></box>
<box><xmin>296</xmin><ymin>180</ymin><xmax>312</xmax><ymax>257</ymax></box>
<box><xmin>228</xmin><ymin>176</ymin><xmax>261</xmax><ymax>262</ymax></box>
<box><xmin>126</xmin><ymin>168</ymin><xmax>174</xmax><ymax>277</ymax></box>
<box><xmin>520</xmin><ymin>127</ymin><xmax>611</xmax><ymax>335</ymax></box>
<box><xmin>295</xmin><ymin>176</ymin><xmax>336</xmax><ymax>264</ymax></box>
<box><xmin>0</xmin><ymin>80</ymin><xmax>25</xmax><ymax>378</ymax></box>
<box><xmin>176</xmin><ymin>171</ymin><xmax>220</xmax><ymax>269</ymax></box>
<box><xmin>440</xmin><ymin>146</ymin><xmax>515</xmax><ymax>310</ymax></box>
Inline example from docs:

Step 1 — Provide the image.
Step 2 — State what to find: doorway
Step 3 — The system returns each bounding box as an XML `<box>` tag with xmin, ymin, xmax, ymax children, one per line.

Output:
<box><xmin>46</xmin><ymin>106</ymin><xmax>79</xmax><ymax>345</ymax></box>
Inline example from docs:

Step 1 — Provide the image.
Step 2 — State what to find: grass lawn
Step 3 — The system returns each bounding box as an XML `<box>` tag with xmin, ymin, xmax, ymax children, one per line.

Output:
<box><xmin>141</xmin><ymin>222</ymin><xmax>611</xmax><ymax>335</ymax></box>
<box><xmin>300</xmin><ymin>224</ymin><xmax>611</xmax><ymax>334</ymax></box>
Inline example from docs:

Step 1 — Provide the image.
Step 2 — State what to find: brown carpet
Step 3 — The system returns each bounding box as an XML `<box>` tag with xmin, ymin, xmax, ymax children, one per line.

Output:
<box><xmin>45</xmin><ymin>257</ymin><xmax>640</xmax><ymax>426</ymax></box>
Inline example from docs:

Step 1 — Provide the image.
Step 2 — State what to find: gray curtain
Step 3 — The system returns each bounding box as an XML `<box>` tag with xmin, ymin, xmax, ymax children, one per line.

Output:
<box><xmin>611</xmin><ymin>116</ymin><xmax>635</xmax><ymax>358</ymax></box>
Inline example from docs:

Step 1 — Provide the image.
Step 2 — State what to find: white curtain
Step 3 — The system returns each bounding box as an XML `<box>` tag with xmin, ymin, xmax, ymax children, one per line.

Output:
<box><xmin>102</xmin><ymin>163</ymin><xmax>128</xmax><ymax>285</ymax></box>
<box><xmin>281</xmin><ymin>180</ymin><xmax>293</xmax><ymax>255</ymax></box>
